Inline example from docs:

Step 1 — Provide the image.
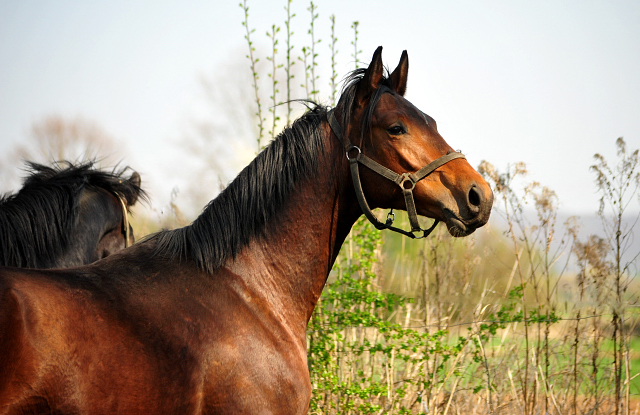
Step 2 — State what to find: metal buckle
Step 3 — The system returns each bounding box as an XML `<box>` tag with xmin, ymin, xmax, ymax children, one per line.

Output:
<box><xmin>385</xmin><ymin>210</ymin><xmax>395</xmax><ymax>226</ymax></box>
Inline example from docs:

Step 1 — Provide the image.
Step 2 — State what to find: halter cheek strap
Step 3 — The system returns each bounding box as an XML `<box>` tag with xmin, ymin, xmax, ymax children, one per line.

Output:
<box><xmin>113</xmin><ymin>192</ymin><xmax>131</xmax><ymax>248</ymax></box>
<box><xmin>328</xmin><ymin>110</ymin><xmax>466</xmax><ymax>239</ymax></box>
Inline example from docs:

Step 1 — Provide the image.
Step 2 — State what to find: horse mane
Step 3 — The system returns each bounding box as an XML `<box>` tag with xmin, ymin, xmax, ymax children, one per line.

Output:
<box><xmin>153</xmin><ymin>105</ymin><xmax>330</xmax><ymax>274</ymax></box>
<box><xmin>152</xmin><ymin>67</ymin><xmax>400</xmax><ymax>274</ymax></box>
<box><xmin>0</xmin><ymin>161</ymin><xmax>144</xmax><ymax>268</ymax></box>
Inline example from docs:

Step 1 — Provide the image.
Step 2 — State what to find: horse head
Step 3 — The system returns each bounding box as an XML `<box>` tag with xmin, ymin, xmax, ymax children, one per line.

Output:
<box><xmin>78</xmin><ymin>170</ymin><xmax>143</xmax><ymax>264</ymax></box>
<box><xmin>334</xmin><ymin>47</ymin><xmax>493</xmax><ymax>237</ymax></box>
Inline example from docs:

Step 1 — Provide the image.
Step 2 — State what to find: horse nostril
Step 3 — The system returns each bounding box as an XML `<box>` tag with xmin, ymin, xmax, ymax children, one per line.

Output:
<box><xmin>468</xmin><ymin>185</ymin><xmax>481</xmax><ymax>210</ymax></box>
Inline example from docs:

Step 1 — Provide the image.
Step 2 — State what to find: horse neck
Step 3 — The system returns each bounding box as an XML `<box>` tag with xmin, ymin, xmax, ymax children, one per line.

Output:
<box><xmin>225</xmin><ymin>123</ymin><xmax>360</xmax><ymax>327</ymax></box>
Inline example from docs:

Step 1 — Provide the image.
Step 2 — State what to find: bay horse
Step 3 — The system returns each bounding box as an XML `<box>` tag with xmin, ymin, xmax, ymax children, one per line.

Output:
<box><xmin>0</xmin><ymin>161</ymin><xmax>144</xmax><ymax>269</ymax></box>
<box><xmin>0</xmin><ymin>47</ymin><xmax>493</xmax><ymax>415</ymax></box>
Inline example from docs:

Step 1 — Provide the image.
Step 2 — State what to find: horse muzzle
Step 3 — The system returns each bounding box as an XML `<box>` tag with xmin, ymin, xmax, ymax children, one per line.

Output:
<box><xmin>442</xmin><ymin>182</ymin><xmax>493</xmax><ymax>237</ymax></box>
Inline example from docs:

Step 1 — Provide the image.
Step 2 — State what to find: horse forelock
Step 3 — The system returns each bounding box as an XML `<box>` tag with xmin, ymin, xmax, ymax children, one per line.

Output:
<box><xmin>153</xmin><ymin>105</ymin><xmax>329</xmax><ymax>274</ymax></box>
<box><xmin>338</xmin><ymin>66</ymin><xmax>395</xmax><ymax>148</ymax></box>
<box><xmin>0</xmin><ymin>161</ymin><xmax>145</xmax><ymax>268</ymax></box>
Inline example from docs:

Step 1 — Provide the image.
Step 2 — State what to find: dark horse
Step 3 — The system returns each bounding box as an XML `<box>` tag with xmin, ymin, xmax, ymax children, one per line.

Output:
<box><xmin>0</xmin><ymin>48</ymin><xmax>492</xmax><ymax>415</ymax></box>
<box><xmin>0</xmin><ymin>161</ymin><xmax>144</xmax><ymax>269</ymax></box>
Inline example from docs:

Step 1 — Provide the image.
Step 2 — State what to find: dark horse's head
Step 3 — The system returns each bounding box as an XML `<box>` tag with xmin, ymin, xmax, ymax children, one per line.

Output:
<box><xmin>0</xmin><ymin>161</ymin><xmax>146</xmax><ymax>268</ymax></box>
<box><xmin>335</xmin><ymin>47</ymin><xmax>493</xmax><ymax>237</ymax></box>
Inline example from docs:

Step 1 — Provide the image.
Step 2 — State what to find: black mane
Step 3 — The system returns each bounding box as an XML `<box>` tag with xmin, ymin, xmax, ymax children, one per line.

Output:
<box><xmin>153</xmin><ymin>67</ymin><xmax>397</xmax><ymax>274</ymax></box>
<box><xmin>153</xmin><ymin>105</ymin><xmax>329</xmax><ymax>273</ymax></box>
<box><xmin>0</xmin><ymin>161</ymin><xmax>143</xmax><ymax>268</ymax></box>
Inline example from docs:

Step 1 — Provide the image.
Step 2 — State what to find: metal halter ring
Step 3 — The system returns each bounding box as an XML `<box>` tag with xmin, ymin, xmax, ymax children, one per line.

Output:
<box><xmin>399</xmin><ymin>173</ymin><xmax>416</xmax><ymax>190</ymax></box>
<box><xmin>346</xmin><ymin>145</ymin><xmax>361</xmax><ymax>161</ymax></box>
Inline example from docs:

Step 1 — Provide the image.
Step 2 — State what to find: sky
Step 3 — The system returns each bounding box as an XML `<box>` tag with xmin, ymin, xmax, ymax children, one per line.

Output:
<box><xmin>1</xmin><ymin>0</ymin><xmax>639</xmax><ymax>218</ymax></box>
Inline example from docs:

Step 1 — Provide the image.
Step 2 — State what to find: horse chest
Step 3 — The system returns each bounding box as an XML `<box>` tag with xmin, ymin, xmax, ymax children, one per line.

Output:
<box><xmin>200</xmin><ymin>341</ymin><xmax>311</xmax><ymax>415</ymax></box>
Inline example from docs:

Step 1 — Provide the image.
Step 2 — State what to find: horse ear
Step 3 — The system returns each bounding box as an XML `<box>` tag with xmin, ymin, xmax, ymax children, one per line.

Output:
<box><xmin>126</xmin><ymin>171</ymin><xmax>141</xmax><ymax>206</ymax></box>
<box><xmin>390</xmin><ymin>50</ymin><xmax>409</xmax><ymax>96</ymax></box>
<box><xmin>356</xmin><ymin>46</ymin><xmax>384</xmax><ymax>106</ymax></box>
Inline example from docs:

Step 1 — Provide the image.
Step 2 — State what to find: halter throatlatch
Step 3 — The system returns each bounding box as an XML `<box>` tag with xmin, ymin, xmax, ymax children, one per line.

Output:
<box><xmin>328</xmin><ymin>110</ymin><xmax>466</xmax><ymax>239</ymax></box>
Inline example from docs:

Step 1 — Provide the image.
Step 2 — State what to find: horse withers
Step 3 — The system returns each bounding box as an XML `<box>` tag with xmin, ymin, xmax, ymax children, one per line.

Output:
<box><xmin>0</xmin><ymin>161</ymin><xmax>145</xmax><ymax>268</ymax></box>
<box><xmin>0</xmin><ymin>48</ymin><xmax>492</xmax><ymax>415</ymax></box>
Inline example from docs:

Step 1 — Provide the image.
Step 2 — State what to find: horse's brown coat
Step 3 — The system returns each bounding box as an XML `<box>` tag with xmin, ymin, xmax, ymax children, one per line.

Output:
<box><xmin>0</xmin><ymin>48</ymin><xmax>492</xmax><ymax>415</ymax></box>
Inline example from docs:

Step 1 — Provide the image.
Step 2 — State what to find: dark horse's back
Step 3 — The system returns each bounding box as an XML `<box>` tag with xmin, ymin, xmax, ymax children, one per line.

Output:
<box><xmin>0</xmin><ymin>241</ymin><xmax>310</xmax><ymax>415</ymax></box>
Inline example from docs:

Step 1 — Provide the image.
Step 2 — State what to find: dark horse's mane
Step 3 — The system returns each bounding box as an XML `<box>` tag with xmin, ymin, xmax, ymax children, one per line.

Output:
<box><xmin>0</xmin><ymin>161</ymin><xmax>143</xmax><ymax>268</ymax></box>
<box><xmin>154</xmin><ymin>68</ymin><xmax>397</xmax><ymax>274</ymax></box>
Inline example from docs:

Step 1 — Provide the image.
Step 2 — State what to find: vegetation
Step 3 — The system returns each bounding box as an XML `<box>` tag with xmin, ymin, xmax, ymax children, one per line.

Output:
<box><xmin>301</xmin><ymin>147</ymin><xmax>639</xmax><ymax>414</ymax></box>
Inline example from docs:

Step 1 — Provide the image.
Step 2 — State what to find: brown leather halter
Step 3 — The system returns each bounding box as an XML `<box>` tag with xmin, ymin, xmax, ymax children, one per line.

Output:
<box><xmin>114</xmin><ymin>192</ymin><xmax>131</xmax><ymax>248</ymax></box>
<box><xmin>327</xmin><ymin>110</ymin><xmax>466</xmax><ymax>239</ymax></box>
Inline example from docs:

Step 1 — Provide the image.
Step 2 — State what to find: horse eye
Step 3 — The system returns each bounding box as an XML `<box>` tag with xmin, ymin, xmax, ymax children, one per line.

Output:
<box><xmin>387</xmin><ymin>125</ymin><xmax>405</xmax><ymax>135</ymax></box>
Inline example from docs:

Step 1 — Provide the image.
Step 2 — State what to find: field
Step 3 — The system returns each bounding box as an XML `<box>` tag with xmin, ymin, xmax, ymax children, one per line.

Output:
<box><xmin>306</xmin><ymin>151</ymin><xmax>640</xmax><ymax>414</ymax></box>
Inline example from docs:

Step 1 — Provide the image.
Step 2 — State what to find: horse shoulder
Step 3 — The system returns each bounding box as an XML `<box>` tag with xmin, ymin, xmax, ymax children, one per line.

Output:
<box><xmin>191</xmin><ymin>266</ymin><xmax>311</xmax><ymax>414</ymax></box>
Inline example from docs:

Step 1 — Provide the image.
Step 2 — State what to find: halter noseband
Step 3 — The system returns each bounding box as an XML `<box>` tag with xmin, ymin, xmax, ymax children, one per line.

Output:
<box><xmin>327</xmin><ymin>109</ymin><xmax>466</xmax><ymax>239</ymax></box>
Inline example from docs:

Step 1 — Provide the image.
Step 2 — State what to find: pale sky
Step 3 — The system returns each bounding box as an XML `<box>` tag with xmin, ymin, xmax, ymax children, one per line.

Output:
<box><xmin>1</xmin><ymin>0</ymin><xmax>639</xmax><ymax>216</ymax></box>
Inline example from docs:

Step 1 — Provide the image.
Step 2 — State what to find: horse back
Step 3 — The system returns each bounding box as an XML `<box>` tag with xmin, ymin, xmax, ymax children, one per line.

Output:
<box><xmin>0</xmin><ymin>264</ymin><xmax>194</xmax><ymax>414</ymax></box>
<box><xmin>0</xmin><ymin>248</ymin><xmax>311</xmax><ymax>414</ymax></box>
